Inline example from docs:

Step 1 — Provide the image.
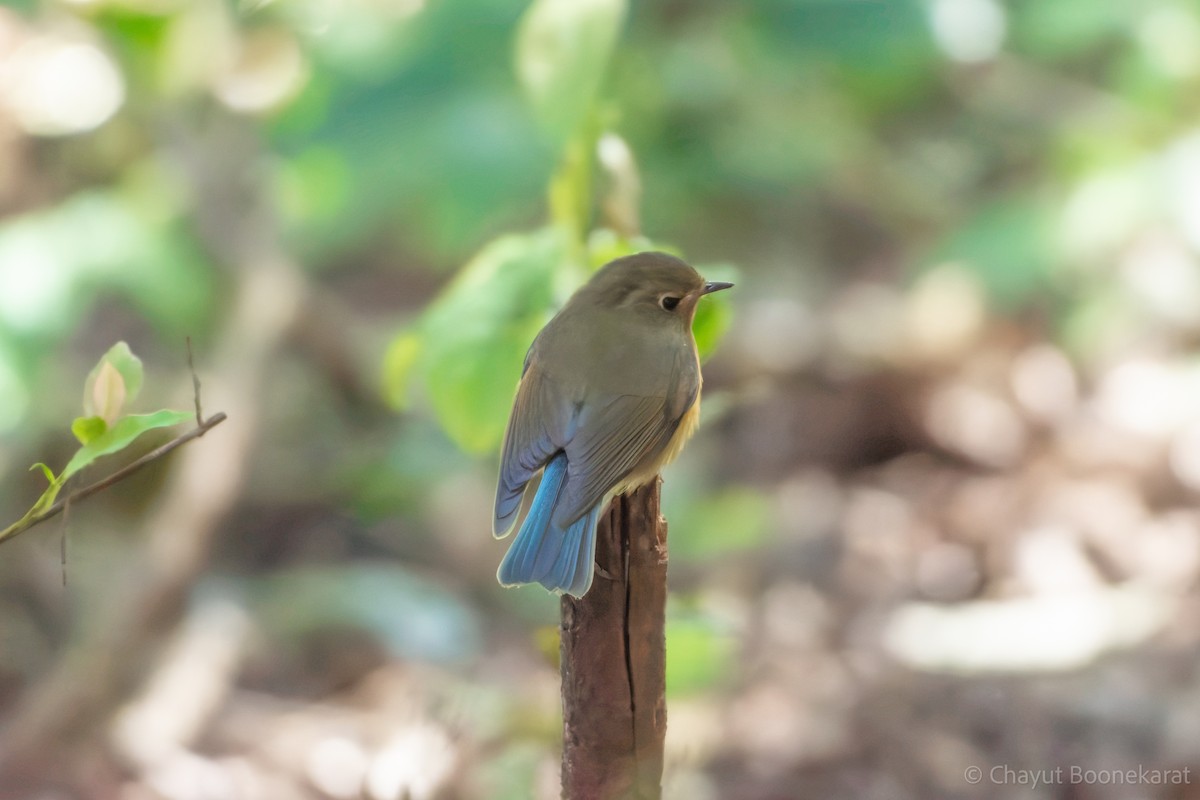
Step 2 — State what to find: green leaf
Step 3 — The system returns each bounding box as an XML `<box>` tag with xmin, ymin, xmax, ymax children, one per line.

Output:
<box><xmin>415</xmin><ymin>229</ymin><xmax>567</xmax><ymax>453</ymax></box>
<box><xmin>83</xmin><ymin>342</ymin><xmax>143</xmax><ymax>417</ymax></box>
<box><xmin>425</xmin><ymin>327</ymin><xmax>541</xmax><ymax>454</ymax></box>
<box><xmin>30</xmin><ymin>462</ymin><xmax>57</xmax><ymax>485</ymax></box>
<box><xmin>692</xmin><ymin>298</ymin><xmax>732</xmax><ymax>362</ymax></box>
<box><xmin>90</xmin><ymin>361</ymin><xmax>126</xmax><ymax>424</ymax></box>
<box><xmin>692</xmin><ymin>262</ymin><xmax>738</xmax><ymax>361</ymax></box>
<box><xmin>515</xmin><ymin>0</ymin><xmax>626</xmax><ymax>143</ymax></box>
<box><xmin>26</xmin><ymin>462</ymin><xmax>65</xmax><ymax>515</ymax></box>
<box><xmin>71</xmin><ymin>415</ymin><xmax>108</xmax><ymax>445</ymax></box>
<box><xmin>61</xmin><ymin>409</ymin><xmax>193</xmax><ymax>482</ymax></box>
<box><xmin>0</xmin><ymin>465</ymin><xmax>66</xmax><ymax>545</ymax></box>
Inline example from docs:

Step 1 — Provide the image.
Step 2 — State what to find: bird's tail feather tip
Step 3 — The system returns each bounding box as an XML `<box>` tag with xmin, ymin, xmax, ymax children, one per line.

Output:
<box><xmin>495</xmin><ymin>463</ymin><xmax>600</xmax><ymax>597</ymax></box>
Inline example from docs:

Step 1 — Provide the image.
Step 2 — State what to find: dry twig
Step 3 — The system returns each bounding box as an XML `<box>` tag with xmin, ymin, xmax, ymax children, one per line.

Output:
<box><xmin>0</xmin><ymin>413</ymin><xmax>228</xmax><ymax>549</ymax></box>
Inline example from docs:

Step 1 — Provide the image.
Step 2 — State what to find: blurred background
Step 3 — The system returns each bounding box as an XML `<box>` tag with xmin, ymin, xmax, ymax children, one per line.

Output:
<box><xmin>2</xmin><ymin>0</ymin><xmax>1200</xmax><ymax>797</ymax></box>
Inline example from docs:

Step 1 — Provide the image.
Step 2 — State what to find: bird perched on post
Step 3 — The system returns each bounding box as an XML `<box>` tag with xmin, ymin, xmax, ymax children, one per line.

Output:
<box><xmin>492</xmin><ymin>251</ymin><xmax>732</xmax><ymax>597</ymax></box>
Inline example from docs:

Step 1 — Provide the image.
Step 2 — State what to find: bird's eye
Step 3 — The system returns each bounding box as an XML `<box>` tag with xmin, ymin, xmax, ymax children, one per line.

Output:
<box><xmin>660</xmin><ymin>296</ymin><xmax>681</xmax><ymax>311</ymax></box>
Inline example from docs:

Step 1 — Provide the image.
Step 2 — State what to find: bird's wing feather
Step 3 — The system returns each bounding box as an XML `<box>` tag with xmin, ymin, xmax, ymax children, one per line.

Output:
<box><xmin>554</xmin><ymin>392</ymin><xmax>681</xmax><ymax>527</ymax></box>
<box><xmin>493</xmin><ymin>356</ymin><xmax>572</xmax><ymax>537</ymax></box>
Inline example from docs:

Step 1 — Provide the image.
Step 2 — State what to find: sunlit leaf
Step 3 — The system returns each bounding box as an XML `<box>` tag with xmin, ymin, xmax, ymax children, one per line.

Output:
<box><xmin>424</xmin><ymin>327</ymin><xmax>537</xmax><ymax>453</ymax></box>
<box><xmin>692</xmin><ymin>298</ymin><xmax>732</xmax><ymax>362</ymax></box>
<box><xmin>71</xmin><ymin>415</ymin><xmax>108</xmax><ymax>446</ymax></box>
<box><xmin>61</xmin><ymin>409</ymin><xmax>193</xmax><ymax>482</ymax></box>
<box><xmin>1</xmin><ymin>464</ymin><xmax>67</xmax><ymax>543</ymax></box>
<box><xmin>26</xmin><ymin>463</ymin><xmax>65</xmax><ymax>515</ymax></box>
<box><xmin>30</xmin><ymin>462</ymin><xmax>57</xmax><ymax>485</ymax></box>
<box><xmin>402</xmin><ymin>228</ymin><xmax>566</xmax><ymax>453</ymax></box>
<box><xmin>83</xmin><ymin>341</ymin><xmax>143</xmax><ymax>417</ymax></box>
<box><xmin>515</xmin><ymin>0</ymin><xmax>626</xmax><ymax>143</ymax></box>
<box><xmin>692</xmin><ymin>263</ymin><xmax>738</xmax><ymax>361</ymax></box>
<box><xmin>91</xmin><ymin>362</ymin><xmax>126</xmax><ymax>424</ymax></box>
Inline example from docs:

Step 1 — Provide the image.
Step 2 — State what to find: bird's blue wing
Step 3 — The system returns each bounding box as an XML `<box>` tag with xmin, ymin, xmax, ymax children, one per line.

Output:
<box><xmin>493</xmin><ymin>356</ymin><xmax>573</xmax><ymax>537</ymax></box>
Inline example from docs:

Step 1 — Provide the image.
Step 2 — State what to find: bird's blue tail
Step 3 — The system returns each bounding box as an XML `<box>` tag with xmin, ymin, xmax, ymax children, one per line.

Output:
<box><xmin>497</xmin><ymin>453</ymin><xmax>600</xmax><ymax>597</ymax></box>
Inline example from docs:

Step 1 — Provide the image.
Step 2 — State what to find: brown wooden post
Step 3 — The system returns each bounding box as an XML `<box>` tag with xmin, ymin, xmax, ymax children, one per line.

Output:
<box><xmin>560</xmin><ymin>478</ymin><xmax>668</xmax><ymax>800</ymax></box>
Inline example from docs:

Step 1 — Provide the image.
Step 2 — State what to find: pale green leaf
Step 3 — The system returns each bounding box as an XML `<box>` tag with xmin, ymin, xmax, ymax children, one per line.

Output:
<box><xmin>83</xmin><ymin>342</ymin><xmax>143</xmax><ymax>416</ymax></box>
<box><xmin>0</xmin><ymin>465</ymin><xmax>66</xmax><ymax>544</ymax></box>
<box><xmin>26</xmin><ymin>462</ymin><xmax>65</xmax><ymax>514</ymax></box>
<box><xmin>515</xmin><ymin>0</ymin><xmax>626</xmax><ymax>143</ymax></box>
<box><xmin>413</xmin><ymin>229</ymin><xmax>567</xmax><ymax>453</ymax></box>
<box><xmin>30</xmin><ymin>462</ymin><xmax>57</xmax><ymax>485</ymax></box>
<box><xmin>425</xmin><ymin>318</ymin><xmax>545</xmax><ymax>453</ymax></box>
<box><xmin>61</xmin><ymin>409</ymin><xmax>193</xmax><ymax>482</ymax></box>
<box><xmin>91</xmin><ymin>361</ymin><xmax>126</xmax><ymax>424</ymax></box>
<box><xmin>692</xmin><ymin>263</ymin><xmax>738</xmax><ymax>360</ymax></box>
<box><xmin>71</xmin><ymin>415</ymin><xmax>108</xmax><ymax>445</ymax></box>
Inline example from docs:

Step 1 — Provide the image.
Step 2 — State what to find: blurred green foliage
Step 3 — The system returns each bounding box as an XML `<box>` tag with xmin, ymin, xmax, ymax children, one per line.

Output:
<box><xmin>384</xmin><ymin>229</ymin><xmax>565</xmax><ymax>453</ymax></box>
<box><xmin>0</xmin><ymin>0</ymin><xmax>1194</xmax><ymax>388</ymax></box>
<box><xmin>516</xmin><ymin>0</ymin><xmax>625</xmax><ymax>144</ymax></box>
<box><xmin>379</xmin><ymin>0</ymin><xmax>738</xmax><ymax>453</ymax></box>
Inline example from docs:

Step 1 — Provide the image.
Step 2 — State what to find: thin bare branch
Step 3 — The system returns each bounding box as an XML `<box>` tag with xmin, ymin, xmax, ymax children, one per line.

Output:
<box><xmin>187</xmin><ymin>336</ymin><xmax>203</xmax><ymax>427</ymax></box>
<box><xmin>0</xmin><ymin>413</ymin><xmax>227</xmax><ymax>548</ymax></box>
<box><xmin>61</xmin><ymin>491</ymin><xmax>70</xmax><ymax>587</ymax></box>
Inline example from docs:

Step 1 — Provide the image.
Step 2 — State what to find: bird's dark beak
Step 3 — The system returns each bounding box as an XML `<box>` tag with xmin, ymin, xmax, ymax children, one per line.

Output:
<box><xmin>702</xmin><ymin>281</ymin><xmax>734</xmax><ymax>295</ymax></box>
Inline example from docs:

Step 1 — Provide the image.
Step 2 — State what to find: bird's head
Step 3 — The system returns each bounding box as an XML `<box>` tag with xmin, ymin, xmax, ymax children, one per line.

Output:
<box><xmin>582</xmin><ymin>251</ymin><xmax>733</xmax><ymax>325</ymax></box>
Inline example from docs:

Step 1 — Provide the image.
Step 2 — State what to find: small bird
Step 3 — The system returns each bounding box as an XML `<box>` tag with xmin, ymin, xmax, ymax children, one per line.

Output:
<box><xmin>493</xmin><ymin>251</ymin><xmax>732</xmax><ymax>597</ymax></box>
